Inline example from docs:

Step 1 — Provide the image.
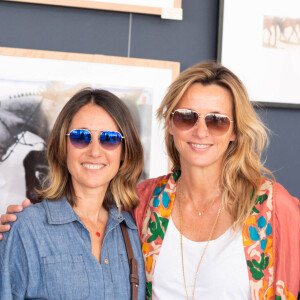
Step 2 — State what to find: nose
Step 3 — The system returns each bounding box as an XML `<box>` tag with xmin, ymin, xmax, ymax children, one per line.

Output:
<box><xmin>87</xmin><ymin>133</ymin><xmax>103</xmax><ymax>157</ymax></box>
<box><xmin>193</xmin><ymin>115</ymin><xmax>209</xmax><ymax>137</ymax></box>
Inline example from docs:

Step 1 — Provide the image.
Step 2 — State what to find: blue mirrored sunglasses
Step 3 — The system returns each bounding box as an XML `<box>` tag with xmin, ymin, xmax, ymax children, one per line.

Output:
<box><xmin>66</xmin><ymin>129</ymin><xmax>124</xmax><ymax>150</ymax></box>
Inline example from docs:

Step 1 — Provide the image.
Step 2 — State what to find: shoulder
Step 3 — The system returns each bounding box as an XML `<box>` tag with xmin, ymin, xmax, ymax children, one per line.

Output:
<box><xmin>273</xmin><ymin>182</ymin><xmax>299</xmax><ymax>221</ymax></box>
<box><xmin>136</xmin><ymin>174</ymin><xmax>171</xmax><ymax>210</ymax></box>
<box><xmin>254</xmin><ymin>179</ymin><xmax>299</xmax><ymax>230</ymax></box>
<box><xmin>258</xmin><ymin>179</ymin><xmax>299</xmax><ymax>212</ymax></box>
<box><xmin>2</xmin><ymin>198</ymin><xmax>71</xmax><ymax>240</ymax></box>
<box><xmin>133</xmin><ymin>174</ymin><xmax>171</xmax><ymax>236</ymax></box>
<box><xmin>121</xmin><ymin>210</ymin><xmax>137</xmax><ymax>229</ymax></box>
<box><xmin>136</xmin><ymin>174</ymin><xmax>172</xmax><ymax>200</ymax></box>
<box><xmin>273</xmin><ymin>182</ymin><xmax>299</xmax><ymax>209</ymax></box>
<box><xmin>9</xmin><ymin>200</ymin><xmax>47</xmax><ymax>229</ymax></box>
<box><xmin>0</xmin><ymin>201</ymin><xmax>47</xmax><ymax>259</ymax></box>
<box><xmin>0</xmin><ymin>201</ymin><xmax>47</xmax><ymax>247</ymax></box>
<box><xmin>259</xmin><ymin>179</ymin><xmax>299</xmax><ymax>240</ymax></box>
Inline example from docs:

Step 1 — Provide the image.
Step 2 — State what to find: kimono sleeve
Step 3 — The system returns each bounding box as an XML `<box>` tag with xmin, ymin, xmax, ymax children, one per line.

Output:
<box><xmin>273</xmin><ymin>182</ymin><xmax>300</xmax><ymax>298</ymax></box>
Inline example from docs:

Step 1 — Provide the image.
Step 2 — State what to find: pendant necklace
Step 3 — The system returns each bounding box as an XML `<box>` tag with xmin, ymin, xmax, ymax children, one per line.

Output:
<box><xmin>177</xmin><ymin>178</ymin><xmax>223</xmax><ymax>300</ymax></box>
<box><xmin>74</xmin><ymin>208</ymin><xmax>103</xmax><ymax>239</ymax></box>
<box><xmin>93</xmin><ymin>224</ymin><xmax>102</xmax><ymax>238</ymax></box>
<box><xmin>181</xmin><ymin>188</ymin><xmax>220</xmax><ymax>217</ymax></box>
<box><xmin>79</xmin><ymin>215</ymin><xmax>102</xmax><ymax>238</ymax></box>
<box><xmin>195</xmin><ymin>198</ymin><xmax>218</xmax><ymax>216</ymax></box>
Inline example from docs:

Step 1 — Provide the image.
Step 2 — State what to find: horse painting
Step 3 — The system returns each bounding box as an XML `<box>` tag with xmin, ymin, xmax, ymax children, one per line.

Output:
<box><xmin>0</xmin><ymin>94</ymin><xmax>50</xmax><ymax>208</ymax></box>
<box><xmin>263</xmin><ymin>15</ymin><xmax>300</xmax><ymax>48</ymax></box>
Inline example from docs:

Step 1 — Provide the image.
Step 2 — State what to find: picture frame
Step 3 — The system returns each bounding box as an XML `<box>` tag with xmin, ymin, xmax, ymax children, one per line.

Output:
<box><xmin>4</xmin><ymin>0</ymin><xmax>183</xmax><ymax>20</ymax></box>
<box><xmin>0</xmin><ymin>46</ymin><xmax>180</xmax><ymax>214</ymax></box>
<box><xmin>218</xmin><ymin>0</ymin><xmax>300</xmax><ymax>108</ymax></box>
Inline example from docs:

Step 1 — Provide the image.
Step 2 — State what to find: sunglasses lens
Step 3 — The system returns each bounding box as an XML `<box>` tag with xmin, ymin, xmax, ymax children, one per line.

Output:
<box><xmin>205</xmin><ymin>114</ymin><xmax>231</xmax><ymax>135</ymax></box>
<box><xmin>172</xmin><ymin>110</ymin><xmax>232</xmax><ymax>135</ymax></box>
<box><xmin>172</xmin><ymin>110</ymin><xmax>198</xmax><ymax>130</ymax></box>
<box><xmin>100</xmin><ymin>131</ymin><xmax>123</xmax><ymax>150</ymax></box>
<box><xmin>69</xmin><ymin>129</ymin><xmax>91</xmax><ymax>148</ymax></box>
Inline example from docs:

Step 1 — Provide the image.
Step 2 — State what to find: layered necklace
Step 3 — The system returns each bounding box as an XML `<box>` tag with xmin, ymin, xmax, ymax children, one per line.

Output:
<box><xmin>177</xmin><ymin>178</ymin><xmax>223</xmax><ymax>300</ymax></box>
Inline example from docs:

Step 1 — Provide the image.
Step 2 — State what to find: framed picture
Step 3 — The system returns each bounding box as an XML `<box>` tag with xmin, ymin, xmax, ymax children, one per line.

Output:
<box><xmin>218</xmin><ymin>0</ymin><xmax>300</xmax><ymax>108</ymax></box>
<box><xmin>4</xmin><ymin>0</ymin><xmax>183</xmax><ymax>19</ymax></box>
<box><xmin>0</xmin><ymin>47</ymin><xmax>180</xmax><ymax>214</ymax></box>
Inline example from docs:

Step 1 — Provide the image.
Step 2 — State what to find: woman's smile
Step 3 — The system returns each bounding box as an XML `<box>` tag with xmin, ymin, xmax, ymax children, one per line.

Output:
<box><xmin>81</xmin><ymin>163</ymin><xmax>106</xmax><ymax>170</ymax></box>
<box><xmin>188</xmin><ymin>143</ymin><xmax>212</xmax><ymax>150</ymax></box>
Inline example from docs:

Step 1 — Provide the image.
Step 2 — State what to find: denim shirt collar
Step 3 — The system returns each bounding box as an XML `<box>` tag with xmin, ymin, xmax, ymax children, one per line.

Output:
<box><xmin>44</xmin><ymin>197</ymin><xmax>137</xmax><ymax>230</ymax></box>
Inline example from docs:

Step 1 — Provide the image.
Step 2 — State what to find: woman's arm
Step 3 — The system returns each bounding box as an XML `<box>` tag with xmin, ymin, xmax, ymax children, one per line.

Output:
<box><xmin>0</xmin><ymin>199</ymin><xmax>31</xmax><ymax>240</ymax></box>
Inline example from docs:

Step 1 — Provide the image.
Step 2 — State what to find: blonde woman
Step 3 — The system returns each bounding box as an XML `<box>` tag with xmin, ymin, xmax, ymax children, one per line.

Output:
<box><xmin>0</xmin><ymin>88</ymin><xmax>146</xmax><ymax>299</ymax></box>
<box><xmin>1</xmin><ymin>63</ymin><xmax>299</xmax><ymax>300</ymax></box>
<box><xmin>133</xmin><ymin>62</ymin><xmax>299</xmax><ymax>299</ymax></box>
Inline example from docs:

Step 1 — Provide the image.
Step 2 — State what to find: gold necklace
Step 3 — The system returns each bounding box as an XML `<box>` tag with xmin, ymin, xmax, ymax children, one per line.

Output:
<box><xmin>82</xmin><ymin>217</ymin><xmax>103</xmax><ymax>238</ymax></box>
<box><xmin>177</xmin><ymin>178</ymin><xmax>222</xmax><ymax>300</ymax></box>
<box><xmin>74</xmin><ymin>210</ymin><xmax>103</xmax><ymax>239</ymax></box>
<box><xmin>181</xmin><ymin>191</ymin><xmax>220</xmax><ymax>217</ymax></box>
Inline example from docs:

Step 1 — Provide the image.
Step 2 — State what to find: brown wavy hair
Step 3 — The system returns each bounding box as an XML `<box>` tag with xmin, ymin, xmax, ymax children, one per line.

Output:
<box><xmin>156</xmin><ymin>61</ymin><xmax>274</xmax><ymax>229</ymax></box>
<box><xmin>37</xmin><ymin>88</ymin><xmax>143</xmax><ymax>210</ymax></box>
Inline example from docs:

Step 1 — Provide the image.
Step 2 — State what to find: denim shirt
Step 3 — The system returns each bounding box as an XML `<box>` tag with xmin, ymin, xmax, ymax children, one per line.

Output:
<box><xmin>0</xmin><ymin>198</ymin><xmax>146</xmax><ymax>300</ymax></box>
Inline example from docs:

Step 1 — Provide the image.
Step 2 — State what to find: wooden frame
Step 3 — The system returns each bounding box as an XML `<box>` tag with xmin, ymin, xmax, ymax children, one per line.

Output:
<box><xmin>4</xmin><ymin>0</ymin><xmax>183</xmax><ymax>19</ymax></box>
<box><xmin>0</xmin><ymin>47</ymin><xmax>180</xmax><ymax>213</ymax></box>
<box><xmin>218</xmin><ymin>0</ymin><xmax>300</xmax><ymax>108</ymax></box>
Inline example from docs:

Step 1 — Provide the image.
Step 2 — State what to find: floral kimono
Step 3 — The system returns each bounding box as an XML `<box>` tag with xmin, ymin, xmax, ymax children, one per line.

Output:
<box><xmin>134</xmin><ymin>172</ymin><xmax>299</xmax><ymax>300</ymax></box>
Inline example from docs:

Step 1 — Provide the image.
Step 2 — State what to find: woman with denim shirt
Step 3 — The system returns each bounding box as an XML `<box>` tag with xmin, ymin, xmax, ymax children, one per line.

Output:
<box><xmin>0</xmin><ymin>88</ymin><xmax>146</xmax><ymax>300</ymax></box>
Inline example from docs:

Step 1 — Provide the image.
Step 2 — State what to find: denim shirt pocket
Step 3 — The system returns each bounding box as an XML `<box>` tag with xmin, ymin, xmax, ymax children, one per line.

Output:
<box><xmin>42</xmin><ymin>254</ymin><xmax>90</xmax><ymax>300</ymax></box>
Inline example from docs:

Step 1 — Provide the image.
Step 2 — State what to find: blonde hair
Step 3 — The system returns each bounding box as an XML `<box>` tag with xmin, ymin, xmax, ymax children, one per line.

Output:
<box><xmin>38</xmin><ymin>88</ymin><xmax>143</xmax><ymax>210</ymax></box>
<box><xmin>157</xmin><ymin>61</ymin><xmax>274</xmax><ymax>229</ymax></box>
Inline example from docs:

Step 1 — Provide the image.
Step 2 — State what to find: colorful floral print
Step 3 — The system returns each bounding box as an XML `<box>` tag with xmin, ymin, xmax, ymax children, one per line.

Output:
<box><xmin>141</xmin><ymin>172</ymin><xmax>179</xmax><ymax>298</ymax></box>
<box><xmin>249</xmin><ymin>216</ymin><xmax>272</xmax><ymax>251</ymax></box>
<box><xmin>140</xmin><ymin>174</ymin><xmax>298</xmax><ymax>300</ymax></box>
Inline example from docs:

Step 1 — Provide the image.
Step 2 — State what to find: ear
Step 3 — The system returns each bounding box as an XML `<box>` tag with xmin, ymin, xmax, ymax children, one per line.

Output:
<box><xmin>168</xmin><ymin>118</ymin><xmax>174</xmax><ymax>136</ymax></box>
<box><xmin>229</xmin><ymin>130</ymin><xmax>236</xmax><ymax>142</ymax></box>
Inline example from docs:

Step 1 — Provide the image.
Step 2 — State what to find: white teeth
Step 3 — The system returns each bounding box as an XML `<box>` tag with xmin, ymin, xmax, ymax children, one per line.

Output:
<box><xmin>82</xmin><ymin>164</ymin><xmax>105</xmax><ymax>170</ymax></box>
<box><xmin>191</xmin><ymin>144</ymin><xmax>210</xmax><ymax>149</ymax></box>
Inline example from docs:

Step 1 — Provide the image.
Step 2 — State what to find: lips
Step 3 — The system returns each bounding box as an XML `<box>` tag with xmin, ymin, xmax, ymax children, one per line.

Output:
<box><xmin>82</xmin><ymin>163</ymin><xmax>105</xmax><ymax>170</ymax></box>
<box><xmin>190</xmin><ymin>143</ymin><xmax>211</xmax><ymax>149</ymax></box>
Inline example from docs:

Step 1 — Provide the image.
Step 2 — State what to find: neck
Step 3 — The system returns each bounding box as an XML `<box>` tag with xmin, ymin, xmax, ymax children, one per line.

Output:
<box><xmin>179</xmin><ymin>167</ymin><xmax>222</xmax><ymax>207</ymax></box>
<box><xmin>180</xmin><ymin>168</ymin><xmax>222</xmax><ymax>213</ymax></box>
<box><xmin>72</xmin><ymin>188</ymin><xmax>108</xmax><ymax>223</ymax></box>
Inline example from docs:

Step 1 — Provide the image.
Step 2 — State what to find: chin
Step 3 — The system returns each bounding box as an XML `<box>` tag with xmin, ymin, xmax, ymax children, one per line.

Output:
<box><xmin>184</xmin><ymin>156</ymin><xmax>223</xmax><ymax>169</ymax></box>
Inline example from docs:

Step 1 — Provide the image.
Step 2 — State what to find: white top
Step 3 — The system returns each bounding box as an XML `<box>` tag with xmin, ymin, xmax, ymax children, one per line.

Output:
<box><xmin>152</xmin><ymin>216</ymin><xmax>251</xmax><ymax>300</ymax></box>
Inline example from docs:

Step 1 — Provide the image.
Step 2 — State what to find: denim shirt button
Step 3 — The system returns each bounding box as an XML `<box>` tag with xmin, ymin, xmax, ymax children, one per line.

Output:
<box><xmin>117</xmin><ymin>216</ymin><xmax>122</xmax><ymax>220</ymax></box>
<box><xmin>104</xmin><ymin>259</ymin><xmax>109</xmax><ymax>264</ymax></box>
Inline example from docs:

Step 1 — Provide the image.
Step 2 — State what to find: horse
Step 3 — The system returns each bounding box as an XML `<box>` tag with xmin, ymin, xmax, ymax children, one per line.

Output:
<box><xmin>279</xmin><ymin>17</ymin><xmax>300</xmax><ymax>44</ymax></box>
<box><xmin>23</xmin><ymin>149</ymin><xmax>49</xmax><ymax>202</ymax></box>
<box><xmin>263</xmin><ymin>16</ymin><xmax>283</xmax><ymax>47</ymax></box>
<box><xmin>0</xmin><ymin>94</ymin><xmax>50</xmax><ymax>204</ymax></box>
